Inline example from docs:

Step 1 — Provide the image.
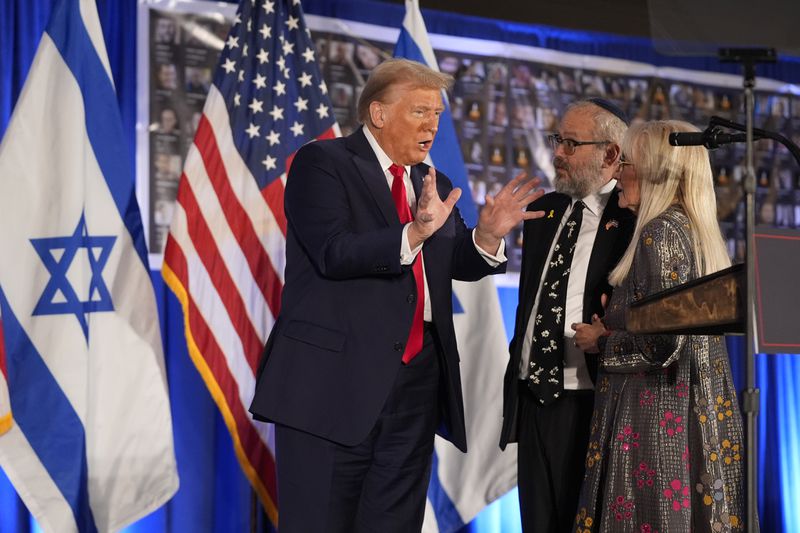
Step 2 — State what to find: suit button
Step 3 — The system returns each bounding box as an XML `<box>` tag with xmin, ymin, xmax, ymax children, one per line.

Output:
<box><xmin>394</xmin><ymin>342</ymin><xmax>403</xmax><ymax>351</ymax></box>
<box><xmin>407</xmin><ymin>294</ymin><xmax>416</xmax><ymax>303</ymax></box>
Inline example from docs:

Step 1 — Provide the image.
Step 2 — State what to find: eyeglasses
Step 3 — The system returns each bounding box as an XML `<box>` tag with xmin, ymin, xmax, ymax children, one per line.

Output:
<box><xmin>618</xmin><ymin>155</ymin><xmax>634</xmax><ymax>168</ymax></box>
<box><xmin>547</xmin><ymin>133</ymin><xmax>610</xmax><ymax>155</ymax></box>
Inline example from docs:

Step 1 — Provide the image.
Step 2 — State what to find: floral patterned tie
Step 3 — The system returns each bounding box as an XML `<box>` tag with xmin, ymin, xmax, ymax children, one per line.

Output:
<box><xmin>528</xmin><ymin>200</ymin><xmax>585</xmax><ymax>404</ymax></box>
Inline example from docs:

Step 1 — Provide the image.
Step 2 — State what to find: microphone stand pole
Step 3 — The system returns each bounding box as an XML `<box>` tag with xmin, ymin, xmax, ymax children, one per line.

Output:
<box><xmin>719</xmin><ymin>47</ymin><xmax>775</xmax><ymax>533</ymax></box>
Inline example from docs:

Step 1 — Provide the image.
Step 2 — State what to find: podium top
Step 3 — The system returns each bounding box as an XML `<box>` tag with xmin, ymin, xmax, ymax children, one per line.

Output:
<box><xmin>626</xmin><ymin>263</ymin><xmax>744</xmax><ymax>335</ymax></box>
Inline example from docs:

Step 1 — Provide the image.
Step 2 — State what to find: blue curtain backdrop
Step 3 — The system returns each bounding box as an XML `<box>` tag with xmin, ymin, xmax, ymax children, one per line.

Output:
<box><xmin>1</xmin><ymin>1</ymin><xmax>799</xmax><ymax>532</ymax></box>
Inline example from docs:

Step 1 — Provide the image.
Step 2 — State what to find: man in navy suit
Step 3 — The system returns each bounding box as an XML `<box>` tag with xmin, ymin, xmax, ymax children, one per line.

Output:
<box><xmin>249</xmin><ymin>58</ymin><xmax>544</xmax><ymax>532</ymax></box>
<box><xmin>499</xmin><ymin>98</ymin><xmax>635</xmax><ymax>533</ymax></box>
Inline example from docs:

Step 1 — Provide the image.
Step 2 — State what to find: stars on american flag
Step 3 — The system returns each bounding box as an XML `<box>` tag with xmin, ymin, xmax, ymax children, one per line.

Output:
<box><xmin>248</xmin><ymin>98</ymin><xmax>263</xmax><ymax>114</ymax></box>
<box><xmin>246</xmin><ymin>123</ymin><xmax>260</xmax><ymax>138</ymax></box>
<box><xmin>212</xmin><ymin>0</ymin><xmax>336</xmax><ymax>189</ymax></box>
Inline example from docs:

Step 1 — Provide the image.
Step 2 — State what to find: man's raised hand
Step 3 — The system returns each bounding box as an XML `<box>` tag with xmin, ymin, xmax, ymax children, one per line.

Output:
<box><xmin>407</xmin><ymin>168</ymin><xmax>461</xmax><ymax>249</ymax></box>
<box><xmin>474</xmin><ymin>173</ymin><xmax>545</xmax><ymax>254</ymax></box>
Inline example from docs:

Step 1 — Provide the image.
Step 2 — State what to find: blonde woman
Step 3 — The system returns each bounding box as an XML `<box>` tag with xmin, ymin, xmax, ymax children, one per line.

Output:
<box><xmin>571</xmin><ymin>120</ymin><xmax>749</xmax><ymax>532</ymax></box>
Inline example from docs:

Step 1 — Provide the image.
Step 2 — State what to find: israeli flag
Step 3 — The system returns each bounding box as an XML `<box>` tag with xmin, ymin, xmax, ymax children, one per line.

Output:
<box><xmin>0</xmin><ymin>0</ymin><xmax>178</xmax><ymax>531</ymax></box>
<box><xmin>394</xmin><ymin>2</ymin><xmax>518</xmax><ymax>531</ymax></box>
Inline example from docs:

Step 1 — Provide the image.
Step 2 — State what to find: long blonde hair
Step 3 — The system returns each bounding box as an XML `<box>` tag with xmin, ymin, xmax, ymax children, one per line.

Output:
<box><xmin>609</xmin><ymin>120</ymin><xmax>731</xmax><ymax>286</ymax></box>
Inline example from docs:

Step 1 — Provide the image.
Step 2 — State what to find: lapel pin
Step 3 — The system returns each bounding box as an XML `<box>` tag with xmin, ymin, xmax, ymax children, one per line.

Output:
<box><xmin>547</xmin><ymin>209</ymin><xmax>555</xmax><ymax>219</ymax></box>
<box><xmin>605</xmin><ymin>219</ymin><xmax>619</xmax><ymax>230</ymax></box>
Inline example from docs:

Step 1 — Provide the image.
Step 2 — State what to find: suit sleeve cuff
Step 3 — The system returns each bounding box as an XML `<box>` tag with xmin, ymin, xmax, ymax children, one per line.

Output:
<box><xmin>472</xmin><ymin>228</ymin><xmax>506</xmax><ymax>266</ymax></box>
<box><xmin>401</xmin><ymin>223</ymin><xmax>422</xmax><ymax>265</ymax></box>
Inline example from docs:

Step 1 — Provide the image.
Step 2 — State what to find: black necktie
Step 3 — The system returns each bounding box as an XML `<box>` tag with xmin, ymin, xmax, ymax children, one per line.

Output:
<box><xmin>528</xmin><ymin>201</ymin><xmax>585</xmax><ymax>405</ymax></box>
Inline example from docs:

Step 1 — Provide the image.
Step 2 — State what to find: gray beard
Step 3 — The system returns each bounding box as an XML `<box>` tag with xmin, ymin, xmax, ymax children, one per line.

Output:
<box><xmin>554</xmin><ymin>157</ymin><xmax>604</xmax><ymax>199</ymax></box>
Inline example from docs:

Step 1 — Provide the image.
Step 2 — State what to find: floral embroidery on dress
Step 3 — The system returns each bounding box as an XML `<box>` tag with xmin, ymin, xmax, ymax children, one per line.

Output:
<box><xmin>640</xmin><ymin>388</ymin><xmax>655</xmax><ymax>406</ymax></box>
<box><xmin>663</xmin><ymin>478</ymin><xmax>691</xmax><ymax>511</ymax></box>
<box><xmin>633</xmin><ymin>461</ymin><xmax>656</xmax><ymax>489</ymax></box>
<box><xmin>609</xmin><ymin>495</ymin><xmax>635</xmax><ymax>521</ymax></box>
<box><xmin>718</xmin><ymin>439</ymin><xmax>742</xmax><ymax>465</ymax></box>
<box><xmin>586</xmin><ymin>440</ymin><xmax>602</xmax><ymax>469</ymax></box>
<box><xmin>616</xmin><ymin>425</ymin><xmax>640</xmax><ymax>452</ymax></box>
<box><xmin>716</xmin><ymin>395</ymin><xmax>734</xmax><ymax>421</ymax></box>
<box><xmin>696</xmin><ymin>472</ymin><xmax>725</xmax><ymax>506</ymax></box>
<box><xmin>575</xmin><ymin>507</ymin><xmax>594</xmax><ymax>533</ymax></box>
<box><xmin>659</xmin><ymin>410</ymin><xmax>684</xmax><ymax>437</ymax></box>
<box><xmin>694</xmin><ymin>396</ymin><xmax>715</xmax><ymax>424</ymax></box>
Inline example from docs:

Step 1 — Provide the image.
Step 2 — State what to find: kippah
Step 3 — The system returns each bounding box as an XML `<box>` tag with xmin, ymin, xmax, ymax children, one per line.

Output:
<box><xmin>586</xmin><ymin>97</ymin><xmax>630</xmax><ymax>126</ymax></box>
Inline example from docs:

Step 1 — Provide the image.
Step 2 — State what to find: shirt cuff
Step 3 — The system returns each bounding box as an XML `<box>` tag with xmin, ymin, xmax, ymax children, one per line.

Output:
<box><xmin>401</xmin><ymin>223</ymin><xmax>423</xmax><ymax>265</ymax></box>
<box><xmin>472</xmin><ymin>228</ymin><xmax>506</xmax><ymax>266</ymax></box>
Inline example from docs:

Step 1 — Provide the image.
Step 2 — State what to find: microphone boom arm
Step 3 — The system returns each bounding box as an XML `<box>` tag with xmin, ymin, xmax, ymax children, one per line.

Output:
<box><xmin>708</xmin><ymin>115</ymin><xmax>800</xmax><ymax>167</ymax></box>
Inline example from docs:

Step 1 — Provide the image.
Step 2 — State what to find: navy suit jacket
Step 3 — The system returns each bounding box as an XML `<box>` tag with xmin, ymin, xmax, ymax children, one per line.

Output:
<box><xmin>249</xmin><ymin>127</ymin><xmax>503</xmax><ymax>452</ymax></box>
<box><xmin>499</xmin><ymin>190</ymin><xmax>635</xmax><ymax>449</ymax></box>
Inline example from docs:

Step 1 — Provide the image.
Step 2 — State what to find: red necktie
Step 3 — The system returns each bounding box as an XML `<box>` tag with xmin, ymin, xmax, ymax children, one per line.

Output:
<box><xmin>389</xmin><ymin>164</ymin><xmax>424</xmax><ymax>363</ymax></box>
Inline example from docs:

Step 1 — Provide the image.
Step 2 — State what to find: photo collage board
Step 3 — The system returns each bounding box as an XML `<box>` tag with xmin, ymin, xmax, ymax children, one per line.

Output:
<box><xmin>144</xmin><ymin>5</ymin><xmax>800</xmax><ymax>271</ymax></box>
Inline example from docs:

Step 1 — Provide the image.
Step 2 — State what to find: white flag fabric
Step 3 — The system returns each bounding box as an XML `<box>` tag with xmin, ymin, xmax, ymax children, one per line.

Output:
<box><xmin>394</xmin><ymin>1</ymin><xmax>518</xmax><ymax>531</ymax></box>
<box><xmin>0</xmin><ymin>0</ymin><xmax>178</xmax><ymax>531</ymax></box>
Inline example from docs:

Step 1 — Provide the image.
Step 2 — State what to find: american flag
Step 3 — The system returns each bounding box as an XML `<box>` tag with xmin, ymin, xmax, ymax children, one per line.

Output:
<box><xmin>162</xmin><ymin>0</ymin><xmax>337</xmax><ymax>524</ymax></box>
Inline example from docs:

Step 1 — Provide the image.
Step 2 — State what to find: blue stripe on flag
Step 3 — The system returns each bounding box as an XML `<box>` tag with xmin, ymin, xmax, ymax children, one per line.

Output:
<box><xmin>46</xmin><ymin>0</ymin><xmax>149</xmax><ymax>269</ymax></box>
<box><xmin>394</xmin><ymin>29</ymin><xmax>479</xmax><ymax>227</ymax></box>
<box><xmin>426</xmin><ymin>451</ymin><xmax>465</xmax><ymax>532</ymax></box>
<box><xmin>0</xmin><ymin>287</ymin><xmax>97</xmax><ymax>532</ymax></box>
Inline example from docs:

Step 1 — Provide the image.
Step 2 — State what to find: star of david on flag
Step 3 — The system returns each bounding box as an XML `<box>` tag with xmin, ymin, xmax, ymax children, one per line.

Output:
<box><xmin>30</xmin><ymin>214</ymin><xmax>116</xmax><ymax>340</ymax></box>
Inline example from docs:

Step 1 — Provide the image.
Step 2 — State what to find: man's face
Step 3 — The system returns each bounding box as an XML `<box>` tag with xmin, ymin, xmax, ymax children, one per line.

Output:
<box><xmin>552</xmin><ymin>108</ymin><xmax>606</xmax><ymax>199</ymax></box>
<box><xmin>373</xmin><ymin>85</ymin><xmax>443</xmax><ymax>166</ymax></box>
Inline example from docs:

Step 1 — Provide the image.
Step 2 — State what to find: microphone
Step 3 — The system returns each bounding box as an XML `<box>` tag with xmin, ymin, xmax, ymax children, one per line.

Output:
<box><xmin>668</xmin><ymin>129</ymin><xmax>749</xmax><ymax>149</ymax></box>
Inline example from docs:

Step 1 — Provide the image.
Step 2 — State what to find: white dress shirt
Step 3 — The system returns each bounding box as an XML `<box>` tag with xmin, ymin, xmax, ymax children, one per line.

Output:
<box><xmin>362</xmin><ymin>127</ymin><xmax>506</xmax><ymax>322</ymax></box>
<box><xmin>518</xmin><ymin>179</ymin><xmax>617</xmax><ymax>389</ymax></box>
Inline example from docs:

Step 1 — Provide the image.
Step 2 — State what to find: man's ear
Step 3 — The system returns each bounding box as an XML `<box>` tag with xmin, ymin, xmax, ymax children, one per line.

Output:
<box><xmin>368</xmin><ymin>101</ymin><xmax>384</xmax><ymax>128</ymax></box>
<box><xmin>603</xmin><ymin>143</ymin><xmax>621</xmax><ymax>167</ymax></box>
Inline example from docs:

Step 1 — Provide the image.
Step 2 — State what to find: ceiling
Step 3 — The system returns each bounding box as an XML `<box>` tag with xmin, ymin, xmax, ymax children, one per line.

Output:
<box><xmin>381</xmin><ymin>0</ymin><xmax>652</xmax><ymax>39</ymax></box>
<box><xmin>380</xmin><ymin>0</ymin><xmax>800</xmax><ymax>56</ymax></box>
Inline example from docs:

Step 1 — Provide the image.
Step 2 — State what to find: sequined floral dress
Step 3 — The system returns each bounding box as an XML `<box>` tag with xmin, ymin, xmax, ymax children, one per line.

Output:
<box><xmin>574</xmin><ymin>207</ymin><xmax>749</xmax><ymax>532</ymax></box>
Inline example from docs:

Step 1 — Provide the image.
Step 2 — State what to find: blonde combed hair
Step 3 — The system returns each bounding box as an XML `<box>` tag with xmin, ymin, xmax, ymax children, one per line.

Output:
<box><xmin>609</xmin><ymin>120</ymin><xmax>731</xmax><ymax>286</ymax></box>
<box><xmin>356</xmin><ymin>58</ymin><xmax>453</xmax><ymax>123</ymax></box>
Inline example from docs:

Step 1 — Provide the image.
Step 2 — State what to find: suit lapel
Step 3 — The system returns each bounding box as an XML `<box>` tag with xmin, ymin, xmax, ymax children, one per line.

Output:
<box><xmin>346</xmin><ymin>128</ymin><xmax>398</xmax><ymax>226</ymax></box>
<box><xmin>410</xmin><ymin>163</ymin><xmax>425</xmax><ymax>200</ymax></box>
<box><xmin>584</xmin><ymin>188</ymin><xmax>626</xmax><ymax>304</ymax></box>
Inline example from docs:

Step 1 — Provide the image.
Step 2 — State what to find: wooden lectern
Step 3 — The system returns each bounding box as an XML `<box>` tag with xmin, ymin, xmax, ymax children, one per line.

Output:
<box><xmin>626</xmin><ymin>263</ymin><xmax>744</xmax><ymax>335</ymax></box>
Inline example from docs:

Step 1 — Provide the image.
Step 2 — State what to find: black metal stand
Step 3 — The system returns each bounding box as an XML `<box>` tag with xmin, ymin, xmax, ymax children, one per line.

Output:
<box><xmin>719</xmin><ymin>47</ymin><xmax>776</xmax><ymax>533</ymax></box>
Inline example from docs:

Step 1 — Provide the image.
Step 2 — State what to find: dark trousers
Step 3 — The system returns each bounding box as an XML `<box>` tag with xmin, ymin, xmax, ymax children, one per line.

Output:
<box><xmin>275</xmin><ymin>328</ymin><xmax>440</xmax><ymax>533</ymax></box>
<box><xmin>517</xmin><ymin>382</ymin><xmax>594</xmax><ymax>533</ymax></box>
